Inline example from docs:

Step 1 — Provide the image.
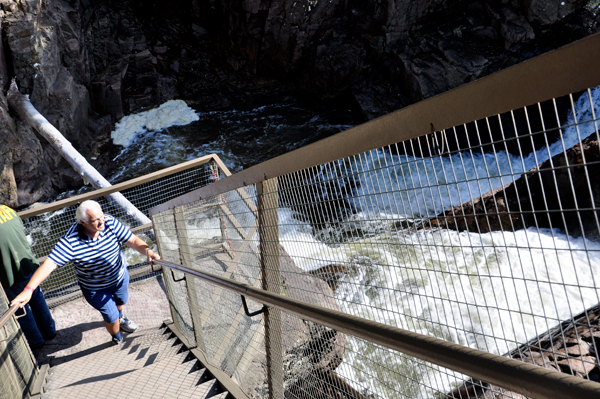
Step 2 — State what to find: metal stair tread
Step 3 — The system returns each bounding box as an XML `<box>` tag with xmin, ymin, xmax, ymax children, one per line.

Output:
<box><xmin>47</xmin><ymin>340</ymin><xmax>189</xmax><ymax>384</ymax></box>
<box><xmin>164</xmin><ymin>377</ymin><xmax>220</xmax><ymax>399</ymax></box>
<box><xmin>41</xmin><ymin>351</ymin><xmax>211</xmax><ymax>399</ymax></box>
<box><xmin>45</xmin><ymin>343</ymin><xmax>191</xmax><ymax>389</ymax></box>
<box><xmin>125</xmin><ymin>375</ymin><xmax>219</xmax><ymax>399</ymax></box>
<box><xmin>49</xmin><ymin>329</ymin><xmax>184</xmax><ymax>371</ymax></box>
<box><xmin>44</xmin><ymin>328</ymin><xmax>193</xmax><ymax>389</ymax></box>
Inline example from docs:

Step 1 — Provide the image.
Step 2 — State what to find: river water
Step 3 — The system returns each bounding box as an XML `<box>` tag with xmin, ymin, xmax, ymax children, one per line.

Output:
<box><xmin>275</xmin><ymin>87</ymin><xmax>600</xmax><ymax>397</ymax></box>
<box><xmin>54</xmin><ymin>88</ymin><xmax>600</xmax><ymax>397</ymax></box>
<box><xmin>105</xmin><ymin>100</ymin><xmax>359</xmax><ymax>183</ymax></box>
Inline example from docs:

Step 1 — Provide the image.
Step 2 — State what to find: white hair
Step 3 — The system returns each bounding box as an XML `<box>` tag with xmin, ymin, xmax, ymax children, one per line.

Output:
<box><xmin>75</xmin><ymin>200</ymin><xmax>102</xmax><ymax>223</ymax></box>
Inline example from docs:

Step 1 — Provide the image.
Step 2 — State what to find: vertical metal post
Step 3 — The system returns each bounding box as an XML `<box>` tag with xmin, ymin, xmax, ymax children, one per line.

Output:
<box><xmin>174</xmin><ymin>205</ymin><xmax>207</xmax><ymax>353</ymax></box>
<box><xmin>150</xmin><ymin>213</ymin><xmax>178</xmax><ymax>323</ymax></box>
<box><xmin>210</xmin><ymin>161</ymin><xmax>229</xmax><ymax>244</ymax></box>
<box><xmin>256</xmin><ymin>178</ymin><xmax>284</xmax><ymax>399</ymax></box>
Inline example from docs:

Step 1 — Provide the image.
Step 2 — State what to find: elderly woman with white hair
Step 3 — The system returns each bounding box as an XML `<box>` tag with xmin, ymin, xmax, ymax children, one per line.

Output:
<box><xmin>11</xmin><ymin>200</ymin><xmax>160</xmax><ymax>345</ymax></box>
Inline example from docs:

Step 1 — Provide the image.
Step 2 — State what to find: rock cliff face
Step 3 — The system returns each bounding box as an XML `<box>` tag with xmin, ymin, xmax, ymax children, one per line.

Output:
<box><xmin>0</xmin><ymin>0</ymin><xmax>598</xmax><ymax>207</ymax></box>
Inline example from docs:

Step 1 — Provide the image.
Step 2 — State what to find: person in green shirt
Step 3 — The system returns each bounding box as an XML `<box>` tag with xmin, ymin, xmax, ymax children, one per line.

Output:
<box><xmin>1</xmin><ymin>205</ymin><xmax>56</xmax><ymax>349</ymax></box>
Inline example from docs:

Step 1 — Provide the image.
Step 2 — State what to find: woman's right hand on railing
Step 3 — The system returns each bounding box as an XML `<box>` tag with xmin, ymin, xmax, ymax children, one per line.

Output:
<box><xmin>10</xmin><ymin>289</ymin><xmax>32</xmax><ymax>308</ymax></box>
<box><xmin>10</xmin><ymin>258</ymin><xmax>57</xmax><ymax>308</ymax></box>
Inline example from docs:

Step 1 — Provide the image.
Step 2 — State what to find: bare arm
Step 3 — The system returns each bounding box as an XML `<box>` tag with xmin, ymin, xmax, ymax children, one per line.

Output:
<box><xmin>10</xmin><ymin>258</ymin><xmax>57</xmax><ymax>308</ymax></box>
<box><xmin>126</xmin><ymin>234</ymin><xmax>161</xmax><ymax>264</ymax></box>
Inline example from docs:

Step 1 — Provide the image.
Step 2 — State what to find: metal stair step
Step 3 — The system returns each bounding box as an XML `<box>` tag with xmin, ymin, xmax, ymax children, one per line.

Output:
<box><xmin>41</xmin><ymin>327</ymin><xmax>202</xmax><ymax>398</ymax></box>
<box><xmin>49</xmin><ymin>330</ymin><xmax>174</xmax><ymax>366</ymax></box>
<box><xmin>167</xmin><ymin>378</ymin><xmax>221</xmax><ymax>399</ymax></box>
<box><xmin>46</xmin><ymin>337</ymin><xmax>190</xmax><ymax>385</ymax></box>
<box><xmin>41</xmin><ymin>350</ymin><xmax>209</xmax><ymax>399</ymax></box>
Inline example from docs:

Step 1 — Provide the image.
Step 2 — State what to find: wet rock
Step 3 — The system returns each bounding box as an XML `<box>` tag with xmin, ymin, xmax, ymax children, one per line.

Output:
<box><xmin>555</xmin><ymin>339</ymin><xmax>591</xmax><ymax>356</ymax></box>
<box><xmin>427</xmin><ymin>135</ymin><xmax>600</xmax><ymax>241</ymax></box>
<box><xmin>447</xmin><ymin>303</ymin><xmax>600</xmax><ymax>398</ymax></box>
<box><xmin>527</xmin><ymin>0</ymin><xmax>578</xmax><ymax>26</ymax></box>
<box><xmin>496</xmin><ymin>7</ymin><xmax>536</xmax><ymax>49</ymax></box>
<box><xmin>557</xmin><ymin>356</ymin><xmax>597</xmax><ymax>377</ymax></box>
<box><xmin>309</xmin><ymin>264</ymin><xmax>351</xmax><ymax>292</ymax></box>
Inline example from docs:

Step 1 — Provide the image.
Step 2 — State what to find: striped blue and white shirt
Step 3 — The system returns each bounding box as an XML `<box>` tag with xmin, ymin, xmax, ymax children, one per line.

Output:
<box><xmin>49</xmin><ymin>216</ymin><xmax>133</xmax><ymax>290</ymax></box>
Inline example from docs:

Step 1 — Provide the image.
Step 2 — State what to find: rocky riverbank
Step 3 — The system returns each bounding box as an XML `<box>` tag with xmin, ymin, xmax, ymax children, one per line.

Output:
<box><xmin>445</xmin><ymin>303</ymin><xmax>600</xmax><ymax>398</ymax></box>
<box><xmin>1</xmin><ymin>0</ymin><xmax>599</xmax><ymax>208</ymax></box>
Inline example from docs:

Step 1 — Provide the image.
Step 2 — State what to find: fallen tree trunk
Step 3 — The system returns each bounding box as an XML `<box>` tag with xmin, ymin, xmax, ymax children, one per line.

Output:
<box><xmin>7</xmin><ymin>79</ymin><xmax>151</xmax><ymax>227</ymax></box>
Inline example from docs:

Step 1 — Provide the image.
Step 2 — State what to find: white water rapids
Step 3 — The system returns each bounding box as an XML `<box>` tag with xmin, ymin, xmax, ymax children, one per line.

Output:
<box><xmin>275</xmin><ymin>87</ymin><xmax>600</xmax><ymax>397</ymax></box>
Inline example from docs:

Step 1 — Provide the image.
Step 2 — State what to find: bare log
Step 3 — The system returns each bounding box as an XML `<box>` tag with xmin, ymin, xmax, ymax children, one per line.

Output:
<box><xmin>7</xmin><ymin>79</ymin><xmax>151</xmax><ymax>226</ymax></box>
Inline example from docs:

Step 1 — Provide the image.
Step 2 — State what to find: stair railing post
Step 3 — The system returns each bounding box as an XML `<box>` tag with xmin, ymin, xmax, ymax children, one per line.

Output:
<box><xmin>256</xmin><ymin>178</ymin><xmax>284</xmax><ymax>399</ymax></box>
<box><xmin>210</xmin><ymin>161</ymin><xmax>229</xmax><ymax>245</ymax></box>
<box><xmin>174</xmin><ymin>205</ymin><xmax>207</xmax><ymax>353</ymax></box>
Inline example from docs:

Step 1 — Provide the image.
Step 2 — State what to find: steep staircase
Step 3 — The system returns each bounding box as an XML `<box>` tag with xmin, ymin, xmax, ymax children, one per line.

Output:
<box><xmin>38</xmin><ymin>324</ymin><xmax>231</xmax><ymax>399</ymax></box>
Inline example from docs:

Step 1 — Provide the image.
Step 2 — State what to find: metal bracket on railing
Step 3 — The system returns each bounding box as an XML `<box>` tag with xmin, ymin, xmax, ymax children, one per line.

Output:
<box><xmin>0</xmin><ymin>324</ymin><xmax>10</xmax><ymax>342</ymax></box>
<box><xmin>241</xmin><ymin>295</ymin><xmax>267</xmax><ymax>317</ymax></box>
<box><xmin>171</xmin><ymin>269</ymin><xmax>186</xmax><ymax>282</ymax></box>
<box><xmin>14</xmin><ymin>305</ymin><xmax>27</xmax><ymax>319</ymax></box>
<box><xmin>150</xmin><ymin>261</ymin><xmax>160</xmax><ymax>273</ymax></box>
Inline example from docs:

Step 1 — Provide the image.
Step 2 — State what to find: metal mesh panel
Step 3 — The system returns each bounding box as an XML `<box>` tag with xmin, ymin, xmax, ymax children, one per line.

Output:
<box><xmin>152</xmin><ymin>208</ymin><xmax>195</xmax><ymax>345</ymax></box>
<box><xmin>151</xmin><ymin>86</ymin><xmax>600</xmax><ymax>398</ymax></box>
<box><xmin>272</xmin><ymin>87</ymin><xmax>600</xmax><ymax>397</ymax></box>
<box><xmin>20</xmin><ymin>161</ymin><xmax>215</xmax><ymax>308</ymax></box>
<box><xmin>0</xmin><ymin>289</ymin><xmax>37</xmax><ymax>399</ymax></box>
<box><xmin>152</xmin><ymin>186</ymin><xmax>272</xmax><ymax>397</ymax></box>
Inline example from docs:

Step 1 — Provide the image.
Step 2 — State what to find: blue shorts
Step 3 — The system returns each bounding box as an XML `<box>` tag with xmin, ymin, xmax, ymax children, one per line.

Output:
<box><xmin>80</xmin><ymin>271</ymin><xmax>130</xmax><ymax>324</ymax></box>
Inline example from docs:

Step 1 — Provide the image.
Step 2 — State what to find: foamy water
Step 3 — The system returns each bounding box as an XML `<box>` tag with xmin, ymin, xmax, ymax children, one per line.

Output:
<box><xmin>277</xmin><ymin>87</ymin><xmax>600</xmax><ymax>397</ymax></box>
<box><xmin>111</xmin><ymin>100</ymin><xmax>200</xmax><ymax>147</ymax></box>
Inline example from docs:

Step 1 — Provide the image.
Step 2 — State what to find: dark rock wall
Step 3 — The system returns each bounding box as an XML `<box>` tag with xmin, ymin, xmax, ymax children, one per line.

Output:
<box><xmin>198</xmin><ymin>0</ymin><xmax>599</xmax><ymax>112</ymax></box>
<box><xmin>0</xmin><ymin>0</ymin><xmax>598</xmax><ymax>208</ymax></box>
<box><xmin>0</xmin><ymin>0</ymin><xmax>161</xmax><ymax>207</ymax></box>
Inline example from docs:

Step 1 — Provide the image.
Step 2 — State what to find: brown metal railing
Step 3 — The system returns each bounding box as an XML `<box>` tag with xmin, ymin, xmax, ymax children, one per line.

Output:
<box><xmin>152</xmin><ymin>259</ymin><xmax>600</xmax><ymax>399</ymax></box>
<box><xmin>18</xmin><ymin>153</ymin><xmax>232</xmax><ymax>220</ymax></box>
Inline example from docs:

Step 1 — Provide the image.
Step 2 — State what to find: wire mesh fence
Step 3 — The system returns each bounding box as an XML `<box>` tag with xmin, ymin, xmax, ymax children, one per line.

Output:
<box><xmin>151</xmin><ymin>86</ymin><xmax>600</xmax><ymax>399</ymax></box>
<box><xmin>0</xmin><ymin>290</ymin><xmax>37</xmax><ymax>399</ymax></box>
<box><xmin>18</xmin><ymin>157</ymin><xmax>223</xmax><ymax>308</ymax></box>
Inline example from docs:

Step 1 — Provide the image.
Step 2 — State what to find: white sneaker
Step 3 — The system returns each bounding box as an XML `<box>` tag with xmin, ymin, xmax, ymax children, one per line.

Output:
<box><xmin>119</xmin><ymin>317</ymin><xmax>138</xmax><ymax>333</ymax></box>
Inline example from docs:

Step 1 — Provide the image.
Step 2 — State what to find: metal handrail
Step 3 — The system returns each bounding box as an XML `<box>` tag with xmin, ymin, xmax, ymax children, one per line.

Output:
<box><xmin>18</xmin><ymin>153</ymin><xmax>233</xmax><ymax>220</ymax></box>
<box><xmin>0</xmin><ymin>304</ymin><xmax>19</xmax><ymax>341</ymax></box>
<box><xmin>153</xmin><ymin>258</ymin><xmax>600</xmax><ymax>399</ymax></box>
<box><xmin>149</xmin><ymin>32</ymin><xmax>600</xmax><ymax>216</ymax></box>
